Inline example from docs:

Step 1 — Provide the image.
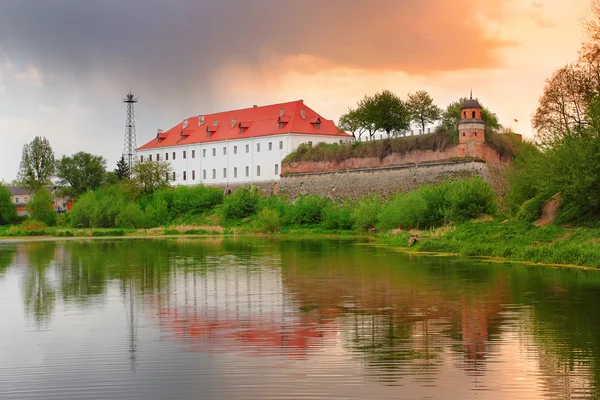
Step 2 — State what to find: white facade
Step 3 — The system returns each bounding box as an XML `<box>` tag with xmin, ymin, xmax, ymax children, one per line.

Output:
<box><xmin>136</xmin><ymin>133</ymin><xmax>353</xmax><ymax>186</ymax></box>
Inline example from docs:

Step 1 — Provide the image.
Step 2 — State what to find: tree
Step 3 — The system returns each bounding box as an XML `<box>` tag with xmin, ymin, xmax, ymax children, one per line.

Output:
<box><xmin>131</xmin><ymin>159</ymin><xmax>173</xmax><ymax>195</ymax></box>
<box><xmin>55</xmin><ymin>152</ymin><xmax>107</xmax><ymax>197</ymax></box>
<box><xmin>371</xmin><ymin>90</ymin><xmax>410</xmax><ymax>137</ymax></box>
<box><xmin>338</xmin><ymin>108</ymin><xmax>366</xmax><ymax>140</ymax></box>
<box><xmin>406</xmin><ymin>91</ymin><xmax>442</xmax><ymax>132</ymax></box>
<box><xmin>115</xmin><ymin>155</ymin><xmax>130</xmax><ymax>180</ymax></box>
<box><xmin>442</xmin><ymin>98</ymin><xmax>500</xmax><ymax>132</ymax></box>
<box><xmin>17</xmin><ymin>136</ymin><xmax>55</xmax><ymax>191</ymax></box>
<box><xmin>532</xmin><ymin>64</ymin><xmax>594</xmax><ymax>144</ymax></box>
<box><xmin>26</xmin><ymin>188</ymin><xmax>56</xmax><ymax>226</ymax></box>
<box><xmin>0</xmin><ymin>183</ymin><xmax>17</xmax><ymax>225</ymax></box>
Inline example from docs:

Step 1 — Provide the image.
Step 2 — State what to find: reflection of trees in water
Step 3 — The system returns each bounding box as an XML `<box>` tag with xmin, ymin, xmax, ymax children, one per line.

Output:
<box><xmin>21</xmin><ymin>241</ymin><xmax>57</xmax><ymax>326</ymax></box>
<box><xmin>8</xmin><ymin>237</ymin><xmax>600</xmax><ymax>394</ymax></box>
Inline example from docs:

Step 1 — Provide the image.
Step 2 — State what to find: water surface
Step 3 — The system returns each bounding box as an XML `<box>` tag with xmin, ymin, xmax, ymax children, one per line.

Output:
<box><xmin>0</xmin><ymin>237</ymin><xmax>599</xmax><ymax>399</ymax></box>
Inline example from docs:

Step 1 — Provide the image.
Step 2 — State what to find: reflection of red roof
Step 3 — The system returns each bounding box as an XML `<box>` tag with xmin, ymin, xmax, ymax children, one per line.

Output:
<box><xmin>138</xmin><ymin>101</ymin><xmax>350</xmax><ymax>150</ymax></box>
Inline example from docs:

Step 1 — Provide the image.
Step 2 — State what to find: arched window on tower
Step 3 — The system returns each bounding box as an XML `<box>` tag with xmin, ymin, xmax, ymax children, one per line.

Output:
<box><xmin>463</xmin><ymin>111</ymin><xmax>466</xmax><ymax>118</ymax></box>
<box><xmin>472</xmin><ymin>111</ymin><xmax>476</xmax><ymax>118</ymax></box>
<box><xmin>474</xmin><ymin>132</ymin><xmax>477</xmax><ymax>136</ymax></box>
<box><xmin>463</xmin><ymin>132</ymin><xmax>466</xmax><ymax>137</ymax></box>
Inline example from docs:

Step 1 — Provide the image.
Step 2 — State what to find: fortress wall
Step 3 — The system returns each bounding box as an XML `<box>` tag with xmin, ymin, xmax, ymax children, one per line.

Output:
<box><xmin>279</xmin><ymin>160</ymin><xmax>505</xmax><ymax>201</ymax></box>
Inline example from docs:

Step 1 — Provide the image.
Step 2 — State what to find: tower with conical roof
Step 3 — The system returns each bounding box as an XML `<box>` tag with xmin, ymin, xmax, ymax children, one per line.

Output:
<box><xmin>458</xmin><ymin>93</ymin><xmax>485</xmax><ymax>144</ymax></box>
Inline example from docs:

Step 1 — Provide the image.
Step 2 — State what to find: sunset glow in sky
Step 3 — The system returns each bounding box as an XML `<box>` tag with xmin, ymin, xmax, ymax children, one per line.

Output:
<box><xmin>0</xmin><ymin>0</ymin><xmax>592</xmax><ymax>182</ymax></box>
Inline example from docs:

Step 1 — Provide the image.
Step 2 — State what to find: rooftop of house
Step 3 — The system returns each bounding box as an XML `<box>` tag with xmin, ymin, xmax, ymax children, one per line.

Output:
<box><xmin>137</xmin><ymin>100</ymin><xmax>351</xmax><ymax>150</ymax></box>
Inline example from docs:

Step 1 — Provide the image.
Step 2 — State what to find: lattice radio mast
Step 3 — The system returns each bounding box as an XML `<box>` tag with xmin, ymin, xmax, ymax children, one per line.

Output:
<box><xmin>123</xmin><ymin>91</ymin><xmax>138</xmax><ymax>177</ymax></box>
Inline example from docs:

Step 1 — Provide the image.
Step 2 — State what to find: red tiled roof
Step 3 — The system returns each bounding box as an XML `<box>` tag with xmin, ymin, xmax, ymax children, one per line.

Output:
<box><xmin>137</xmin><ymin>100</ymin><xmax>350</xmax><ymax>150</ymax></box>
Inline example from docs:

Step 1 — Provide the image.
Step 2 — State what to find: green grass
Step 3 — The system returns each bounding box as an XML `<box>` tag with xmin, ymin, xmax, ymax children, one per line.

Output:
<box><xmin>379</xmin><ymin>220</ymin><xmax>600</xmax><ymax>268</ymax></box>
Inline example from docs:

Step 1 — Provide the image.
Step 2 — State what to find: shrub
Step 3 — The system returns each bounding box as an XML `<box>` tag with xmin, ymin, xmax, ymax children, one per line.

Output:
<box><xmin>377</xmin><ymin>191</ymin><xmax>429</xmax><ymax>230</ymax></box>
<box><xmin>222</xmin><ymin>186</ymin><xmax>262</xmax><ymax>219</ymax></box>
<box><xmin>115</xmin><ymin>203</ymin><xmax>145</xmax><ymax>229</ymax></box>
<box><xmin>516</xmin><ymin>194</ymin><xmax>549</xmax><ymax>223</ymax></box>
<box><xmin>0</xmin><ymin>183</ymin><xmax>17</xmax><ymax>225</ymax></box>
<box><xmin>172</xmin><ymin>185</ymin><xmax>223</xmax><ymax>216</ymax></box>
<box><xmin>290</xmin><ymin>195</ymin><xmax>329</xmax><ymax>226</ymax></box>
<box><xmin>321</xmin><ymin>201</ymin><xmax>353</xmax><ymax>230</ymax></box>
<box><xmin>259</xmin><ymin>195</ymin><xmax>293</xmax><ymax>226</ymax></box>
<box><xmin>69</xmin><ymin>186</ymin><xmax>129</xmax><ymax>228</ymax></box>
<box><xmin>444</xmin><ymin>177</ymin><xmax>497</xmax><ymax>222</ymax></box>
<box><xmin>27</xmin><ymin>188</ymin><xmax>57</xmax><ymax>226</ymax></box>
<box><xmin>144</xmin><ymin>198</ymin><xmax>170</xmax><ymax>227</ymax></box>
<box><xmin>21</xmin><ymin>219</ymin><xmax>47</xmax><ymax>231</ymax></box>
<box><xmin>254</xmin><ymin>208</ymin><xmax>281</xmax><ymax>233</ymax></box>
<box><xmin>351</xmin><ymin>196</ymin><xmax>382</xmax><ymax>232</ymax></box>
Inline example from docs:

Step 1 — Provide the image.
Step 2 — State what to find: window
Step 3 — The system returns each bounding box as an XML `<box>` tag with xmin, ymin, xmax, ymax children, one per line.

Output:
<box><xmin>245</xmin><ymin>144</ymin><xmax>249</xmax><ymax>153</ymax></box>
<box><xmin>203</xmin><ymin>170</ymin><xmax>206</xmax><ymax>180</ymax></box>
<box><xmin>315</xmin><ymin>123</ymin><xmax>320</xmax><ymax>129</ymax></box>
<box><xmin>275</xmin><ymin>164</ymin><xmax>279</xmax><ymax>175</ymax></box>
<box><xmin>149</xmin><ymin>155</ymin><xmax>152</xmax><ymax>161</ymax></box>
<box><xmin>212</xmin><ymin>169</ymin><xmax>216</xmax><ymax>179</ymax></box>
<box><xmin>278</xmin><ymin>122</ymin><xmax>284</xmax><ymax>129</ymax></box>
<box><xmin>166</xmin><ymin>173</ymin><xmax>169</xmax><ymax>181</ymax></box>
<box><xmin>234</xmin><ymin>145</ymin><xmax>237</xmax><ymax>154</ymax></box>
<box><xmin>245</xmin><ymin>166</ymin><xmax>249</xmax><ymax>177</ymax></box>
<box><xmin>279</xmin><ymin>141</ymin><xmax>283</xmax><ymax>150</ymax></box>
<box><xmin>192</xmin><ymin>150</ymin><xmax>196</xmax><ymax>158</ymax></box>
<box><xmin>212</xmin><ymin>148</ymin><xmax>216</xmax><ymax>157</ymax></box>
<box><xmin>166</xmin><ymin>153</ymin><xmax>169</xmax><ymax>160</ymax></box>
<box><xmin>308</xmin><ymin>141</ymin><xmax>313</xmax><ymax>147</ymax></box>
<box><xmin>24</xmin><ymin>197</ymin><xmax>28</xmax><ymax>203</ymax></box>
<box><xmin>239</xmin><ymin>127</ymin><xmax>244</xmax><ymax>134</ymax></box>
<box><xmin>472</xmin><ymin>111</ymin><xmax>476</xmax><ymax>118</ymax></box>
<box><xmin>269</xmin><ymin>142</ymin><xmax>272</xmax><ymax>151</ymax></box>
<box><xmin>223</xmin><ymin>147</ymin><xmax>226</xmax><ymax>155</ymax></box>
<box><xmin>156</xmin><ymin>154</ymin><xmax>160</xmax><ymax>161</ymax></box>
<box><xmin>15</xmin><ymin>197</ymin><xmax>19</xmax><ymax>203</ymax></box>
<box><xmin>172</xmin><ymin>172</ymin><xmax>176</xmax><ymax>180</ymax></box>
<box><xmin>182</xmin><ymin>151</ymin><xmax>186</xmax><ymax>159</ymax></box>
<box><xmin>256</xmin><ymin>143</ymin><xmax>260</xmax><ymax>152</ymax></box>
<box><xmin>463</xmin><ymin>111</ymin><xmax>466</xmax><ymax>118</ymax></box>
<box><xmin>257</xmin><ymin>165</ymin><xmax>261</xmax><ymax>176</ymax></box>
<box><xmin>223</xmin><ymin>168</ymin><xmax>227</xmax><ymax>178</ymax></box>
<box><xmin>140</xmin><ymin>155</ymin><xmax>144</xmax><ymax>162</ymax></box>
<box><xmin>203</xmin><ymin>149</ymin><xmax>206</xmax><ymax>157</ymax></box>
<box><xmin>234</xmin><ymin>167</ymin><xmax>237</xmax><ymax>178</ymax></box>
<box><xmin>192</xmin><ymin>170</ymin><xmax>196</xmax><ymax>180</ymax></box>
<box><xmin>183</xmin><ymin>171</ymin><xmax>187</xmax><ymax>181</ymax></box>
<box><xmin>474</xmin><ymin>132</ymin><xmax>477</xmax><ymax>136</ymax></box>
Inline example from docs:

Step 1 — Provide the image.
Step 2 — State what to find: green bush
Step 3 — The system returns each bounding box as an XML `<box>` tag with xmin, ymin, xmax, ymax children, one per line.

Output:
<box><xmin>444</xmin><ymin>177</ymin><xmax>497</xmax><ymax>222</ymax></box>
<box><xmin>259</xmin><ymin>195</ymin><xmax>293</xmax><ymax>226</ymax></box>
<box><xmin>222</xmin><ymin>186</ymin><xmax>262</xmax><ymax>219</ymax></box>
<box><xmin>351</xmin><ymin>196</ymin><xmax>382</xmax><ymax>232</ymax></box>
<box><xmin>516</xmin><ymin>194</ymin><xmax>549</xmax><ymax>223</ymax></box>
<box><xmin>144</xmin><ymin>198</ymin><xmax>170</xmax><ymax>227</ymax></box>
<box><xmin>377</xmin><ymin>191</ymin><xmax>429</xmax><ymax>230</ymax></box>
<box><xmin>254</xmin><ymin>208</ymin><xmax>281</xmax><ymax>233</ymax></box>
<box><xmin>27</xmin><ymin>188</ymin><xmax>57</xmax><ymax>226</ymax></box>
<box><xmin>115</xmin><ymin>203</ymin><xmax>145</xmax><ymax>228</ymax></box>
<box><xmin>321</xmin><ymin>201</ymin><xmax>353</xmax><ymax>230</ymax></box>
<box><xmin>290</xmin><ymin>195</ymin><xmax>329</xmax><ymax>226</ymax></box>
<box><xmin>69</xmin><ymin>186</ymin><xmax>129</xmax><ymax>228</ymax></box>
<box><xmin>172</xmin><ymin>185</ymin><xmax>223</xmax><ymax>216</ymax></box>
<box><xmin>0</xmin><ymin>183</ymin><xmax>17</xmax><ymax>225</ymax></box>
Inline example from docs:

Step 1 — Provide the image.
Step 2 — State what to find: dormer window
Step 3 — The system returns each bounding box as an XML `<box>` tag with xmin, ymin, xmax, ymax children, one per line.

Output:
<box><xmin>238</xmin><ymin>121</ymin><xmax>250</xmax><ymax>134</ymax></box>
<box><xmin>311</xmin><ymin>117</ymin><xmax>321</xmax><ymax>129</ymax></box>
<box><xmin>278</xmin><ymin>116</ymin><xmax>290</xmax><ymax>129</ymax></box>
<box><xmin>206</xmin><ymin>125</ymin><xmax>217</xmax><ymax>137</ymax></box>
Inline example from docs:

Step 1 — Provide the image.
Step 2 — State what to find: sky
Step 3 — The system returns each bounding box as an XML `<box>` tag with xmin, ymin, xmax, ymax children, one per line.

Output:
<box><xmin>0</xmin><ymin>0</ymin><xmax>592</xmax><ymax>183</ymax></box>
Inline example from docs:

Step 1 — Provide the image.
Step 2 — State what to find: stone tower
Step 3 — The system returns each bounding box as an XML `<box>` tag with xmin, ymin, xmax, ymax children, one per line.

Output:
<box><xmin>458</xmin><ymin>94</ymin><xmax>485</xmax><ymax>144</ymax></box>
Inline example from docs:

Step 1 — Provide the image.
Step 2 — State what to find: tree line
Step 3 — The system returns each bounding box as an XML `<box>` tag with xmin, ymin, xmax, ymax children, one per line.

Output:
<box><xmin>338</xmin><ymin>90</ymin><xmax>500</xmax><ymax>140</ymax></box>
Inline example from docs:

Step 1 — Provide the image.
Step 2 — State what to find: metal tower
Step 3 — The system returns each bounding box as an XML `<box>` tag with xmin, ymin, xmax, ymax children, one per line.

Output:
<box><xmin>123</xmin><ymin>91</ymin><xmax>138</xmax><ymax>177</ymax></box>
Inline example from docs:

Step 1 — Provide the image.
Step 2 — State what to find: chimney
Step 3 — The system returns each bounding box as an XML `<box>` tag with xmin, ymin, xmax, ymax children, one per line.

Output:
<box><xmin>300</xmin><ymin>109</ymin><xmax>306</xmax><ymax>120</ymax></box>
<box><xmin>280</xmin><ymin>108</ymin><xmax>285</xmax><ymax>117</ymax></box>
<box><xmin>198</xmin><ymin>115</ymin><xmax>205</xmax><ymax>125</ymax></box>
<box><xmin>183</xmin><ymin>118</ymin><xmax>188</xmax><ymax>129</ymax></box>
<box><xmin>213</xmin><ymin>119</ymin><xmax>218</xmax><ymax>127</ymax></box>
<box><xmin>253</xmin><ymin>105</ymin><xmax>258</xmax><ymax>108</ymax></box>
<box><xmin>157</xmin><ymin>129</ymin><xmax>163</xmax><ymax>135</ymax></box>
<box><xmin>299</xmin><ymin>99</ymin><xmax>304</xmax><ymax>103</ymax></box>
<box><xmin>231</xmin><ymin>118</ymin><xmax>237</xmax><ymax>128</ymax></box>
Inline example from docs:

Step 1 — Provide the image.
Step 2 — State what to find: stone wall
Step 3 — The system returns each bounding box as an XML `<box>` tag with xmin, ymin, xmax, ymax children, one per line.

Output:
<box><xmin>279</xmin><ymin>159</ymin><xmax>506</xmax><ymax>201</ymax></box>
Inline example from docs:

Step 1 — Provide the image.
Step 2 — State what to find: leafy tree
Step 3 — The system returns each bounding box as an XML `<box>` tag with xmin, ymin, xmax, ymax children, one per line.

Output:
<box><xmin>442</xmin><ymin>98</ymin><xmax>500</xmax><ymax>131</ymax></box>
<box><xmin>371</xmin><ymin>90</ymin><xmax>410</xmax><ymax>137</ymax></box>
<box><xmin>55</xmin><ymin>152</ymin><xmax>107</xmax><ymax>197</ymax></box>
<box><xmin>0</xmin><ymin>182</ymin><xmax>17</xmax><ymax>225</ymax></box>
<box><xmin>338</xmin><ymin>108</ymin><xmax>367</xmax><ymax>140</ymax></box>
<box><xmin>115</xmin><ymin>155</ymin><xmax>130</xmax><ymax>180</ymax></box>
<box><xmin>17</xmin><ymin>136</ymin><xmax>55</xmax><ymax>191</ymax></box>
<box><xmin>406</xmin><ymin>91</ymin><xmax>442</xmax><ymax>132</ymax></box>
<box><xmin>26</xmin><ymin>188</ymin><xmax>56</xmax><ymax>226</ymax></box>
<box><xmin>131</xmin><ymin>159</ymin><xmax>173</xmax><ymax>195</ymax></box>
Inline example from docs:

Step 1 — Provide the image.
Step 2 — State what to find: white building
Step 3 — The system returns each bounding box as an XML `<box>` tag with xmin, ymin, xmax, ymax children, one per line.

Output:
<box><xmin>137</xmin><ymin>100</ymin><xmax>353</xmax><ymax>186</ymax></box>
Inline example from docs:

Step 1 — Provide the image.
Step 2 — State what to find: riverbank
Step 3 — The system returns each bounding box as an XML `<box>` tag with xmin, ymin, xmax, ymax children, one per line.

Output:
<box><xmin>1</xmin><ymin>219</ymin><xmax>600</xmax><ymax>268</ymax></box>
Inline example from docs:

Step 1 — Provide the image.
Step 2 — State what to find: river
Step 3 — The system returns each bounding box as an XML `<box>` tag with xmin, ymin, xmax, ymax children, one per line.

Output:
<box><xmin>0</xmin><ymin>237</ymin><xmax>598</xmax><ymax>399</ymax></box>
